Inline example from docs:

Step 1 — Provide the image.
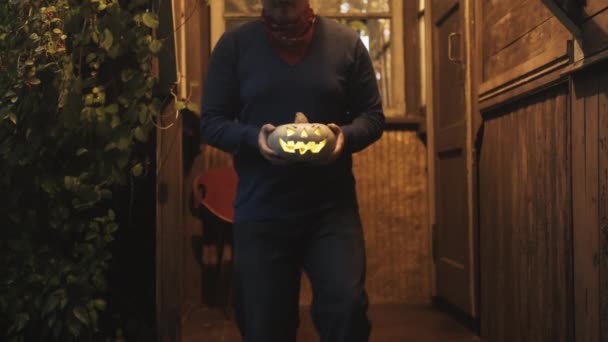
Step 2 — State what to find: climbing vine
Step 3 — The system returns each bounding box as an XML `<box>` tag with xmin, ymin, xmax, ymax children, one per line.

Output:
<box><xmin>0</xmin><ymin>0</ymin><xmax>163</xmax><ymax>340</ymax></box>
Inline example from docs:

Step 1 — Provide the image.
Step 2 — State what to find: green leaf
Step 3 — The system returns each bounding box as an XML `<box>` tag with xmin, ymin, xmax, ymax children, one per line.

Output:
<box><xmin>86</xmin><ymin>53</ymin><xmax>96</xmax><ymax>63</ymax></box>
<box><xmin>100</xmin><ymin>189</ymin><xmax>112</xmax><ymax>199</ymax></box>
<box><xmin>29</xmin><ymin>78</ymin><xmax>41</xmax><ymax>85</ymax></box>
<box><xmin>111</xmin><ymin>115</ymin><xmax>120</xmax><ymax>128</ymax></box>
<box><xmin>131</xmin><ymin>163</ymin><xmax>143</xmax><ymax>177</ymax></box>
<box><xmin>47</xmin><ymin>314</ymin><xmax>56</xmax><ymax>328</ymax></box>
<box><xmin>67</xmin><ymin>318</ymin><xmax>80</xmax><ymax>337</ymax></box>
<box><xmin>117</xmin><ymin>136</ymin><xmax>131</xmax><ymax>150</ymax></box>
<box><xmin>134</xmin><ymin>126</ymin><xmax>148</xmax><ymax>142</ymax></box>
<box><xmin>138</xmin><ymin>106</ymin><xmax>148</xmax><ymax>124</ymax></box>
<box><xmin>106</xmin><ymin>222</ymin><xmax>119</xmax><ymax>233</ymax></box>
<box><xmin>76</xmin><ymin>148</ymin><xmax>88</xmax><ymax>156</ymax></box>
<box><xmin>149</xmin><ymin>39</ymin><xmax>162</xmax><ymax>53</ymax></box>
<box><xmin>142</xmin><ymin>12</ymin><xmax>159</xmax><ymax>29</ymax></box>
<box><xmin>42</xmin><ymin>294</ymin><xmax>59</xmax><ymax>315</ymax></box>
<box><xmin>73</xmin><ymin>306</ymin><xmax>89</xmax><ymax>325</ymax></box>
<box><xmin>101</xmin><ymin>28</ymin><xmax>113</xmax><ymax>51</ymax></box>
<box><xmin>92</xmin><ymin>299</ymin><xmax>107</xmax><ymax>311</ymax></box>
<box><xmin>175</xmin><ymin>101</ymin><xmax>186</xmax><ymax>111</ymax></box>
<box><xmin>108</xmin><ymin>209</ymin><xmax>115</xmax><ymax>220</ymax></box>
<box><xmin>85</xmin><ymin>231</ymin><xmax>97</xmax><ymax>241</ymax></box>
<box><xmin>15</xmin><ymin>313</ymin><xmax>29</xmax><ymax>332</ymax></box>
<box><xmin>8</xmin><ymin>113</ymin><xmax>17</xmax><ymax>125</ymax></box>
<box><xmin>105</xmin><ymin>103</ymin><xmax>119</xmax><ymax>114</ymax></box>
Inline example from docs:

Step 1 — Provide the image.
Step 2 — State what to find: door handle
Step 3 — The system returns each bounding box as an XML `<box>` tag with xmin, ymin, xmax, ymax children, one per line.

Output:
<box><xmin>448</xmin><ymin>32</ymin><xmax>462</xmax><ymax>63</ymax></box>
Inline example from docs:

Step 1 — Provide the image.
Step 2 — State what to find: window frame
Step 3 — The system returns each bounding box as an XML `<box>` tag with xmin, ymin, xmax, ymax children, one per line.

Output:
<box><xmin>210</xmin><ymin>0</ymin><xmax>405</xmax><ymax>119</ymax></box>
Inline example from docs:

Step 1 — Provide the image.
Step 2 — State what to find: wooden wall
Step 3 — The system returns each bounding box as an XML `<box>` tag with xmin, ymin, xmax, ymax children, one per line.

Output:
<box><xmin>184</xmin><ymin>130</ymin><xmax>431</xmax><ymax>308</ymax></box>
<box><xmin>479</xmin><ymin>0</ymin><xmax>570</xmax><ymax>101</ymax></box>
<box><xmin>479</xmin><ymin>86</ymin><xmax>573</xmax><ymax>342</ymax></box>
<box><xmin>473</xmin><ymin>0</ymin><xmax>608</xmax><ymax>340</ymax></box>
<box><xmin>474</xmin><ymin>1</ymin><xmax>578</xmax><ymax>340</ymax></box>
<box><xmin>571</xmin><ymin>67</ymin><xmax>608</xmax><ymax>342</ymax></box>
<box><xmin>580</xmin><ymin>0</ymin><xmax>608</xmax><ymax>56</ymax></box>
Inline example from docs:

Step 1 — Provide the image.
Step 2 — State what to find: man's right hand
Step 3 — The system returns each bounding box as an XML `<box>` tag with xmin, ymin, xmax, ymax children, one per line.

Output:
<box><xmin>258</xmin><ymin>124</ymin><xmax>289</xmax><ymax>166</ymax></box>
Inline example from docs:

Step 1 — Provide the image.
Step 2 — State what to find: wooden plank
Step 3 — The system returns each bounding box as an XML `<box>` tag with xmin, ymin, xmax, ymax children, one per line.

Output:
<box><xmin>572</xmin><ymin>74</ymin><xmax>601</xmax><ymax>342</ymax></box>
<box><xmin>584</xmin><ymin>74</ymin><xmax>601</xmax><ymax>342</ymax></box>
<box><xmin>156</xmin><ymin>104</ymin><xmax>184</xmax><ymax>342</ymax></box>
<box><xmin>480</xmin><ymin>45</ymin><xmax>569</xmax><ymax>98</ymax></box>
<box><xmin>479</xmin><ymin>65</ymin><xmax>567</xmax><ymax>114</ymax></box>
<box><xmin>183</xmin><ymin>1</ymin><xmax>212</xmax><ymax>313</ymax></box>
<box><xmin>561</xmin><ymin>46</ymin><xmax>608</xmax><ymax>76</ymax></box>
<box><xmin>484</xmin><ymin>16</ymin><xmax>570</xmax><ymax>84</ymax></box>
<box><xmin>599</xmin><ymin>68</ymin><xmax>608</xmax><ymax>342</ymax></box>
<box><xmin>582</xmin><ymin>0</ymin><xmax>608</xmax><ymax>22</ymax></box>
<box><xmin>482</xmin><ymin>0</ymin><xmax>526</xmax><ymax>35</ymax></box>
<box><xmin>404</xmin><ymin>0</ymin><xmax>422</xmax><ymax>117</ymax></box>
<box><xmin>432</xmin><ymin>0</ymin><xmax>459</xmax><ymax>24</ymax></box>
<box><xmin>480</xmin><ymin>88</ymin><xmax>571</xmax><ymax>341</ymax></box>
<box><xmin>582</xmin><ymin>7</ymin><xmax>608</xmax><ymax>55</ymax></box>
<box><xmin>479</xmin><ymin>117</ymin><xmax>494</xmax><ymax>340</ymax></box>
<box><xmin>485</xmin><ymin>0</ymin><xmax>552</xmax><ymax>59</ymax></box>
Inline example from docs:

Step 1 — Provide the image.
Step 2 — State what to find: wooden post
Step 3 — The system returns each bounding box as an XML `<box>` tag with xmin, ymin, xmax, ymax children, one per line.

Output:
<box><xmin>156</xmin><ymin>103</ymin><xmax>184</xmax><ymax>341</ymax></box>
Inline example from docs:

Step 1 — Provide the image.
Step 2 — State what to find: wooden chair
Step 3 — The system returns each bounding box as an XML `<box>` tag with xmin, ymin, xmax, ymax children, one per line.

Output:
<box><xmin>192</xmin><ymin>165</ymin><xmax>237</xmax><ymax>312</ymax></box>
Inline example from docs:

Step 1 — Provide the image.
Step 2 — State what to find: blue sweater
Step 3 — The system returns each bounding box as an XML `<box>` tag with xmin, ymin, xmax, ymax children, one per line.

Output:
<box><xmin>200</xmin><ymin>17</ymin><xmax>385</xmax><ymax>223</ymax></box>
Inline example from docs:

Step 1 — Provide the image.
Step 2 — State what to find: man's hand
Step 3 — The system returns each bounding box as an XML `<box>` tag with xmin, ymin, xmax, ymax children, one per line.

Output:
<box><xmin>322</xmin><ymin>123</ymin><xmax>345</xmax><ymax>164</ymax></box>
<box><xmin>258</xmin><ymin>124</ymin><xmax>289</xmax><ymax>166</ymax></box>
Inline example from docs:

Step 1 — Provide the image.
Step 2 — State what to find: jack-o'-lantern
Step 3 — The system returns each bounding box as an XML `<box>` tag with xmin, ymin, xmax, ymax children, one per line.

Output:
<box><xmin>267</xmin><ymin>112</ymin><xmax>336</xmax><ymax>162</ymax></box>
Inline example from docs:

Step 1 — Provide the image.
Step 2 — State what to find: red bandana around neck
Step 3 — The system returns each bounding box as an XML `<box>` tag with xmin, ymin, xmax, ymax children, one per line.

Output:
<box><xmin>262</xmin><ymin>5</ymin><xmax>316</xmax><ymax>66</ymax></box>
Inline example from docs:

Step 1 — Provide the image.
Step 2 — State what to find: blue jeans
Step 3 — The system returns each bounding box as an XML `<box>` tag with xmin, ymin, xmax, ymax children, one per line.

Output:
<box><xmin>232</xmin><ymin>205</ymin><xmax>371</xmax><ymax>342</ymax></box>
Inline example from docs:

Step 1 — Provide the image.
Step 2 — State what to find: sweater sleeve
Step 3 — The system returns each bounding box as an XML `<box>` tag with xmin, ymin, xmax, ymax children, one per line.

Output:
<box><xmin>341</xmin><ymin>38</ymin><xmax>385</xmax><ymax>153</ymax></box>
<box><xmin>200</xmin><ymin>31</ymin><xmax>260</xmax><ymax>153</ymax></box>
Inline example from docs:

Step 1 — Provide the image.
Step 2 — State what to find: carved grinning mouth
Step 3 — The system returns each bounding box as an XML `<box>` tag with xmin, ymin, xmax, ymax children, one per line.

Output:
<box><xmin>278</xmin><ymin>138</ymin><xmax>327</xmax><ymax>155</ymax></box>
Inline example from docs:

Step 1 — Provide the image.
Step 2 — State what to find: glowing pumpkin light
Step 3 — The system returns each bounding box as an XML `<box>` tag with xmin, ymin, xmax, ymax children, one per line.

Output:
<box><xmin>267</xmin><ymin>112</ymin><xmax>336</xmax><ymax>162</ymax></box>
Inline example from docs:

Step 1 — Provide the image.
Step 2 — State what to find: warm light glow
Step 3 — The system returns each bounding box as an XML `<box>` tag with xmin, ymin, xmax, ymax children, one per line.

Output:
<box><xmin>286</xmin><ymin>128</ymin><xmax>295</xmax><ymax>137</ymax></box>
<box><xmin>279</xmin><ymin>138</ymin><xmax>327</xmax><ymax>155</ymax></box>
<box><xmin>314</xmin><ymin>128</ymin><xmax>322</xmax><ymax>136</ymax></box>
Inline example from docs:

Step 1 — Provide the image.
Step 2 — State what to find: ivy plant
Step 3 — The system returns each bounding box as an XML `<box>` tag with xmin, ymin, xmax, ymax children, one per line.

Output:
<box><xmin>0</xmin><ymin>0</ymin><xmax>163</xmax><ymax>340</ymax></box>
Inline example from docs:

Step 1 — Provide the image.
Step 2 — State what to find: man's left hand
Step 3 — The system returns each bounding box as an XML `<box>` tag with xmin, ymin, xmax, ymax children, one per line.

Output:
<box><xmin>321</xmin><ymin>123</ymin><xmax>345</xmax><ymax>164</ymax></box>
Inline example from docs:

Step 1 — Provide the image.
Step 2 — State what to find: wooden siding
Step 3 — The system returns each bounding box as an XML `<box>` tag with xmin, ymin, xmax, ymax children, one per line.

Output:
<box><xmin>479</xmin><ymin>0</ymin><xmax>570</xmax><ymax>96</ymax></box>
<box><xmin>582</xmin><ymin>6</ymin><xmax>608</xmax><ymax>56</ymax></box>
<box><xmin>157</xmin><ymin>107</ymin><xmax>185</xmax><ymax>341</ymax></box>
<box><xmin>479</xmin><ymin>86</ymin><xmax>573</xmax><ymax>341</ymax></box>
<box><xmin>572</xmin><ymin>66</ymin><xmax>608</xmax><ymax>342</ymax></box>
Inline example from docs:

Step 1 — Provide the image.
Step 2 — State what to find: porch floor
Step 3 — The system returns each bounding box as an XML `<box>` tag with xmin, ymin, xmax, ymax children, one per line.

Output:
<box><xmin>182</xmin><ymin>304</ymin><xmax>480</xmax><ymax>342</ymax></box>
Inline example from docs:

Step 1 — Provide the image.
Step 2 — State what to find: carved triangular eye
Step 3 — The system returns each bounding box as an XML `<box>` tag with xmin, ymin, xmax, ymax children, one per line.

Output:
<box><xmin>314</xmin><ymin>128</ymin><xmax>321</xmax><ymax>136</ymax></box>
<box><xmin>300</xmin><ymin>130</ymin><xmax>308</xmax><ymax>138</ymax></box>
<box><xmin>286</xmin><ymin>128</ymin><xmax>295</xmax><ymax>137</ymax></box>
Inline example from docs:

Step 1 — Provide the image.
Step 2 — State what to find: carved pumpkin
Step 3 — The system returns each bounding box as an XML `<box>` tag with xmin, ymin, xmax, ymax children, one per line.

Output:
<box><xmin>267</xmin><ymin>112</ymin><xmax>336</xmax><ymax>162</ymax></box>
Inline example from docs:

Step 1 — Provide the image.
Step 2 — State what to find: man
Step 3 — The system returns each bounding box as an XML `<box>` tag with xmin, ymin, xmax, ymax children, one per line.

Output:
<box><xmin>200</xmin><ymin>0</ymin><xmax>384</xmax><ymax>341</ymax></box>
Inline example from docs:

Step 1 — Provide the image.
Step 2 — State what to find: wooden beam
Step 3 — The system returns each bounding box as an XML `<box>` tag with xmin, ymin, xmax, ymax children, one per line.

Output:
<box><xmin>156</xmin><ymin>103</ymin><xmax>184</xmax><ymax>342</ymax></box>
<box><xmin>479</xmin><ymin>64</ymin><xmax>568</xmax><ymax>114</ymax></box>
<box><xmin>571</xmin><ymin>74</ymin><xmax>600</xmax><ymax>342</ymax></box>
<box><xmin>541</xmin><ymin>0</ymin><xmax>583</xmax><ymax>38</ymax></box>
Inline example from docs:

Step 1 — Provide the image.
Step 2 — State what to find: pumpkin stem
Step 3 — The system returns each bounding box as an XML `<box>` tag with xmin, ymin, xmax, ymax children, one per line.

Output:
<box><xmin>294</xmin><ymin>112</ymin><xmax>309</xmax><ymax>124</ymax></box>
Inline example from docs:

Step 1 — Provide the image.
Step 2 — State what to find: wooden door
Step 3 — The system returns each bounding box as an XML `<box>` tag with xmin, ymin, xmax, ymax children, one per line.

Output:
<box><xmin>430</xmin><ymin>0</ymin><xmax>473</xmax><ymax>315</ymax></box>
